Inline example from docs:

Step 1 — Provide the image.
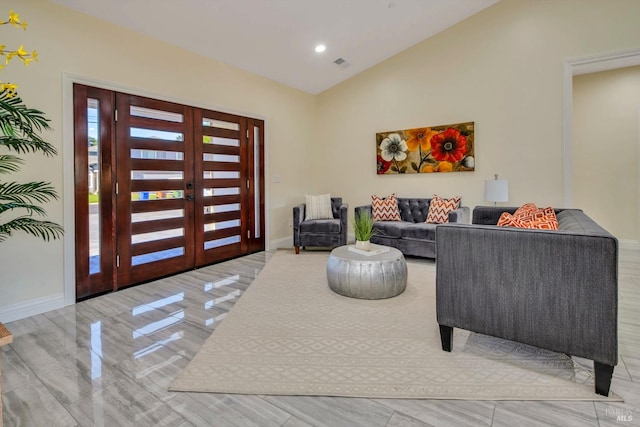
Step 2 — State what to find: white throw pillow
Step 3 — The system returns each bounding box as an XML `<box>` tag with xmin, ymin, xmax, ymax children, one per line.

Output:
<box><xmin>305</xmin><ymin>194</ymin><xmax>333</xmax><ymax>220</ymax></box>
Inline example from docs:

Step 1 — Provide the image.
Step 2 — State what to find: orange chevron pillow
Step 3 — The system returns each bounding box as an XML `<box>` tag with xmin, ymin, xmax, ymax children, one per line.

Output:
<box><xmin>371</xmin><ymin>193</ymin><xmax>401</xmax><ymax>221</ymax></box>
<box><xmin>426</xmin><ymin>195</ymin><xmax>461</xmax><ymax>224</ymax></box>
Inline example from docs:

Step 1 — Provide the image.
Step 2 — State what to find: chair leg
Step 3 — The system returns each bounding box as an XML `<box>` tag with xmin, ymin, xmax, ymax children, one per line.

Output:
<box><xmin>439</xmin><ymin>325</ymin><xmax>453</xmax><ymax>352</ymax></box>
<box><xmin>295</xmin><ymin>246</ymin><xmax>300</xmax><ymax>254</ymax></box>
<box><xmin>594</xmin><ymin>361</ymin><xmax>614</xmax><ymax>396</ymax></box>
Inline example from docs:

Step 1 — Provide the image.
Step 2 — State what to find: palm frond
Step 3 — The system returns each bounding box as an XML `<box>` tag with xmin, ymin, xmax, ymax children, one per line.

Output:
<box><xmin>0</xmin><ymin>154</ymin><xmax>24</xmax><ymax>174</ymax></box>
<box><xmin>0</xmin><ymin>89</ymin><xmax>52</xmax><ymax>134</ymax></box>
<box><xmin>0</xmin><ymin>181</ymin><xmax>60</xmax><ymax>205</ymax></box>
<box><xmin>0</xmin><ymin>216</ymin><xmax>64</xmax><ymax>242</ymax></box>
<box><xmin>0</xmin><ymin>135</ymin><xmax>57</xmax><ymax>156</ymax></box>
<box><xmin>0</xmin><ymin>201</ymin><xmax>48</xmax><ymax>216</ymax></box>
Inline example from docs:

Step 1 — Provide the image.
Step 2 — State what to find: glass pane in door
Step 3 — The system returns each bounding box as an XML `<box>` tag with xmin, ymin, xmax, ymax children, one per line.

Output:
<box><xmin>88</xmin><ymin>98</ymin><xmax>100</xmax><ymax>275</ymax></box>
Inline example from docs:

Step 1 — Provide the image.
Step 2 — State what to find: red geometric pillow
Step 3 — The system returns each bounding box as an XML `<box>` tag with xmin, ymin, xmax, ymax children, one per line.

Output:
<box><xmin>522</xmin><ymin>207</ymin><xmax>559</xmax><ymax>230</ymax></box>
<box><xmin>497</xmin><ymin>212</ymin><xmax>528</xmax><ymax>228</ymax></box>
<box><xmin>426</xmin><ymin>194</ymin><xmax>461</xmax><ymax>224</ymax></box>
<box><xmin>371</xmin><ymin>193</ymin><xmax>401</xmax><ymax>221</ymax></box>
<box><xmin>513</xmin><ymin>203</ymin><xmax>538</xmax><ymax>219</ymax></box>
<box><xmin>498</xmin><ymin>206</ymin><xmax>558</xmax><ymax>230</ymax></box>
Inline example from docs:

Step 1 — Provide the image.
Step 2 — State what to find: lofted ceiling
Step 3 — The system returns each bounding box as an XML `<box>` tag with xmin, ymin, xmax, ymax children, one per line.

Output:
<box><xmin>50</xmin><ymin>0</ymin><xmax>499</xmax><ymax>94</ymax></box>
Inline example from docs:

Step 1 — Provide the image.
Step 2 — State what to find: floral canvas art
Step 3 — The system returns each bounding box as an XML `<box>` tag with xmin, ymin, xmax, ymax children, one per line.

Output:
<box><xmin>376</xmin><ymin>122</ymin><xmax>474</xmax><ymax>174</ymax></box>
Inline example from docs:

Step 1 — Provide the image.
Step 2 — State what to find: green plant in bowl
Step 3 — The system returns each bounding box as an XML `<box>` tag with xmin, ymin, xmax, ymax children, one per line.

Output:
<box><xmin>352</xmin><ymin>210</ymin><xmax>376</xmax><ymax>242</ymax></box>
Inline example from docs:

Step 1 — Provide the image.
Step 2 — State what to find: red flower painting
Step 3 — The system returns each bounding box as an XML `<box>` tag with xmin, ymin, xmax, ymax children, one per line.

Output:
<box><xmin>430</xmin><ymin>128</ymin><xmax>468</xmax><ymax>163</ymax></box>
<box><xmin>375</xmin><ymin>122</ymin><xmax>474</xmax><ymax>174</ymax></box>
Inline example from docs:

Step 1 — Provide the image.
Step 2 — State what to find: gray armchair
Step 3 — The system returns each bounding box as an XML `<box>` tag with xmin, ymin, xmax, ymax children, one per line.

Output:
<box><xmin>293</xmin><ymin>197</ymin><xmax>348</xmax><ymax>254</ymax></box>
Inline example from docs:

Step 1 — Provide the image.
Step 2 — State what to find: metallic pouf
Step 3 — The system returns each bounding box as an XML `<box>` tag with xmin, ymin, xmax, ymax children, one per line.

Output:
<box><xmin>326</xmin><ymin>245</ymin><xmax>407</xmax><ymax>299</ymax></box>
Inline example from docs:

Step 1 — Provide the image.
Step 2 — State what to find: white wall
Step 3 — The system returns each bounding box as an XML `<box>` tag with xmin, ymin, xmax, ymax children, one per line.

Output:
<box><xmin>573</xmin><ymin>66</ymin><xmax>640</xmax><ymax>241</ymax></box>
<box><xmin>316</xmin><ymin>0</ymin><xmax>640</xmax><ymax>216</ymax></box>
<box><xmin>0</xmin><ymin>0</ymin><xmax>317</xmax><ymax>321</ymax></box>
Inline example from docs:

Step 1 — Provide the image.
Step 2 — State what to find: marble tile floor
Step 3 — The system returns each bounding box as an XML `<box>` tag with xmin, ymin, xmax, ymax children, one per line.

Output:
<box><xmin>1</xmin><ymin>249</ymin><xmax>639</xmax><ymax>427</ymax></box>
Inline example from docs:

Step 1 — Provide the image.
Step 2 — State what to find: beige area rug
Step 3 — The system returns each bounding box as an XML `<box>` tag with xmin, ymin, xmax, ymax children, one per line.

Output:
<box><xmin>170</xmin><ymin>250</ymin><xmax>621</xmax><ymax>401</ymax></box>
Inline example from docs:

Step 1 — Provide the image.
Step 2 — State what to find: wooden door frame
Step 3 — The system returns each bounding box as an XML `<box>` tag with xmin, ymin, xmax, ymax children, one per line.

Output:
<box><xmin>63</xmin><ymin>76</ymin><xmax>269</xmax><ymax>305</ymax></box>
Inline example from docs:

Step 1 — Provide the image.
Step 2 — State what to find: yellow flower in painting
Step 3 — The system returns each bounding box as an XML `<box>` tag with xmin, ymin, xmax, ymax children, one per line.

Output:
<box><xmin>437</xmin><ymin>161</ymin><xmax>453</xmax><ymax>172</ymax></box>
<box><xmin>405</xmin><ymin>128</ymin><xmax>439</xmax><ymax>152</ymax></box>
<box><xmin>32</xmin><ymin>50</ymin><xmax>38</xmax><ymax>61</ymax></box>
<box><xmin>421</xmin><ymin>165</ymin><xmax>435</xmax><ymax>173</ymax></box>
<box><xmin>16</xmin><ymin>45</ymin><xmax>28</xmax><ymax>56</ymax></box>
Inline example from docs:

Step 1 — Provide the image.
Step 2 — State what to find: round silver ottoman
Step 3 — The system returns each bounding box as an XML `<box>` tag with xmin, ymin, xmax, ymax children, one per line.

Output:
<box><xmin>326</xmin><ymin>245</ymin><xmax>407</xmax><ymax>299</ymax></box>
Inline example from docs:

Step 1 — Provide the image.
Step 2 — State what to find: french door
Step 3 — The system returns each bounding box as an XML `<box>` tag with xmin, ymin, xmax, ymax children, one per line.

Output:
<box><xmin>74</xmin><ymin>84</ymin><xmax>264</xmax><ymax>299</ymax></box>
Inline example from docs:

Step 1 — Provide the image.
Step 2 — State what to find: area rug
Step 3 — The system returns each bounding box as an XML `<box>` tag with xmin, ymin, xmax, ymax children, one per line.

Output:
<box><xmin>170</xmin><ymin>250</ymin><xmax>621</xmax><ymax>401</ymax></box>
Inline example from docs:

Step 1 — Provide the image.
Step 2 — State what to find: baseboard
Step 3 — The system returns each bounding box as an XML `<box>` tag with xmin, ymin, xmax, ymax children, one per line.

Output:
<box><xmin>619</xmin><ymin>239</ymin><xmax>640</xmax><ymax>250</ymax></box>
<box><xmin>0</xmin><ymin>293</ymin><xmax>66</xmax><ymax>324</ymax></box>
<box><xmin>269</xmin><ymin>236</ymin><xmax>292</xmax><ymax>250</ymax></box>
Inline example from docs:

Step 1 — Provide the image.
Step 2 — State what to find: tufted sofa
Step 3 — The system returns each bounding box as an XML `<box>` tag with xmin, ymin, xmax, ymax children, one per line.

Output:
<box><xmin>355</xmin><ymin>197</ymin><xmax>470</xmax><ymax>258</ymax></box>
<box><xmin>436</xmin><ymin>206</ymin><xmax>618</xmax><ymax>396</ymax></box>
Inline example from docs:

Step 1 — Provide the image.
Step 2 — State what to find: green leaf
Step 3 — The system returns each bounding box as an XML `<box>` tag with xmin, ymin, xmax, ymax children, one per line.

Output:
<box><xmin>0</xmin><ymin>154</ymin><xmax>24</xmax><ymax>174</ymax></box>
<box><xmin>352</xmin><ymin>210</ymin><xmax>377</xmax><ymax>241</ymax></box>
<box><xmin>0</xmin><ymin>181</ymin><xmax>60</xmax><ymax>205</ymax></box>
<box><xmin>411</xmin><ymin>162</ymin><xmax>418</xmax><ymax>171</ymax></box>
<box><xmin>0</xmin><ymin>216</ymin><xmax>64</xmax><ymax>242</ymax></box>
<box><xmin>0</xmin><ymin>90</ymin><xmax>56</xmax><ymax>156</ymax></box>
<box><xmin>400</xmin><ymin>166</ymin><xmax>407</xmax><ymax>173</ymax></box>
<box><xmin>391</xmin><ymin>166</ymin><xmax>398</xmax><ymax>172</ymax></box>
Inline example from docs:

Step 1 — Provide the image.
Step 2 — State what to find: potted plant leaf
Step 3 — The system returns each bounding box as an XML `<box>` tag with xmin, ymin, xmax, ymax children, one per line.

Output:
<box><xmin>0</xmin><ymin>90</ymin><xmax>63</xmax><ymax>241</ymax></box>
<box><xmin>352</xmin><ymin>210</ymin><xmax>376</xmax><ymax>251</ymax></box>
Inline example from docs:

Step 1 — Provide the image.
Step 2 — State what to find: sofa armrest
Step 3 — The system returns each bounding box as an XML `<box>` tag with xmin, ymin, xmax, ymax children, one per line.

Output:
<box><xmin>293</xmin><ymin>204</ymin><xmax>305</xmax><ymax>247</ymax></box>
<box><xmin>355</xmin><ymin>205</ymin><xmax>373</xmax><ymax>218</ymax></box>
<box><xmin>436</xmin><ymin>223</ymin><xmax>618</xmax><ymax>366</ymax></box>
<box><xmin>339</xmin><ymin>203</ymin><xmax>348</xmax><ymax>245</ymax></box>
<box><xmin>448</xmin><ymin>206</ymin><xmax>470</xmax><ymax>223</ymax></box>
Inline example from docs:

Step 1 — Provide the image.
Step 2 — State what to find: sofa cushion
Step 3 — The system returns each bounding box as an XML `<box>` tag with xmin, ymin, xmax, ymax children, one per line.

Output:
<box><xmin>300</xmin><ymin>218</ymin><xmax>341</xmax><ymax>234</ymax></box>
<box><xmin>401</xmin><ymin>222</ymin><xmax>437</xmax><ymax>241</ymax></box>
<box><xmin>397</xmin><ymin>198</ymin><xmax>430</xmax><ymax>223</ymax></box>
<box><xmin>426</xmin><ymin>195</ymin><xmax>461</xmax><ymax>224</ymax></box>
<box><xmin>372</xmin><ymin>221</ymin><xmax>412</xmax><ymax>238</ymax></box>
<box><xmin>372</xmin><ymin>193</ymin><xmax>402</xmax><ymax>221</ymax></box>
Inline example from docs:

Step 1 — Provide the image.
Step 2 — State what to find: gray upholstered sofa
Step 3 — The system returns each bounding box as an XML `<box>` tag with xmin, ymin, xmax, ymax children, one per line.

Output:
<box><xmin>293</xmin><ymin>197</ymin><xmax>348</xmax><ymax>254</ymax></box>
<box><xmin>436</xmin><ymin>206</ymin><xmax>618</xmax><ymax>396</ymax></box>
<box><xmin>355</xmin><ymin>197</ymin><xmax>470</xmax><ymax>258</ymax></box>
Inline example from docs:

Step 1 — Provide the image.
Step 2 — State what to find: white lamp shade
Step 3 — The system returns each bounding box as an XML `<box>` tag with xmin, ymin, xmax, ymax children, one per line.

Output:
<box><xmin>485</xmin><ymin>179</ymin><xmax>509</xmax><ymax>203</ymax></box>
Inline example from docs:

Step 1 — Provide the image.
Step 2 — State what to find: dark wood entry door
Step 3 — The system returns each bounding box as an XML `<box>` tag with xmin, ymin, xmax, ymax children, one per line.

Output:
<box><xmin>73</xmin><ymin>85</ymin><xmax>265</xmax><ymax>299</ymax></box>
<box><xmin>115</xmin><ymin>93</ymin><xmax>196</xmax><ymax>287</ymax></box>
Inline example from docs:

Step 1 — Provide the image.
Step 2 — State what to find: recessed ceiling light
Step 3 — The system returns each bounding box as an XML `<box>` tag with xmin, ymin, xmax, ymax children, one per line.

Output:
<box><xmin>315</xmin><ymin>44</ymin><xmax>326</xmax><ymax>53</ymax></box>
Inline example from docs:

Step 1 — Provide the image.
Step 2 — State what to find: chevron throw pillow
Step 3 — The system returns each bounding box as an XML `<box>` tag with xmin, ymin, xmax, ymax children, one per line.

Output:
<box><xmin>371</xmin><ymin>193</ymin><xmax>401</xmax><ymax>221</ymax></box>
<box><xmin>426</xmin><ymin>195</ymin><xmax>461</xmax><ymax>224</ymax></box>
